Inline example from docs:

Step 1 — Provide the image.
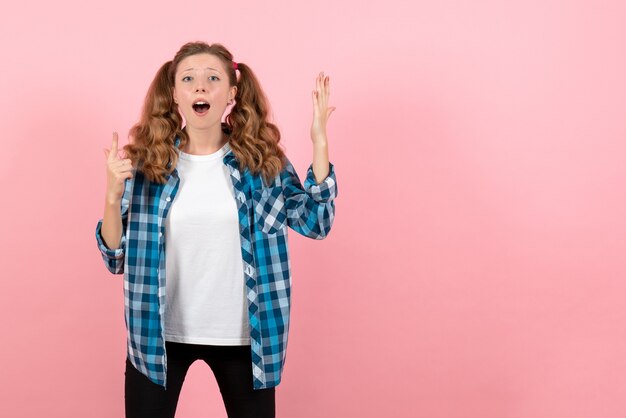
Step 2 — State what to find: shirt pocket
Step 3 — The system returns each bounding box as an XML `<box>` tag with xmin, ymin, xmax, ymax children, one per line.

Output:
<box><xmin>252</xmin><ymin>187</ymin><xmax>287</xmax><ymax>234</ymax></box>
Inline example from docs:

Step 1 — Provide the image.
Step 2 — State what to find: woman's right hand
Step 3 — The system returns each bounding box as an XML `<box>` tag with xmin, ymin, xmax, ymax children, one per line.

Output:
<box><xmin>104</xmin><ymin>132</ymin><xmax>134</xmax><ymax>204</ymax></box>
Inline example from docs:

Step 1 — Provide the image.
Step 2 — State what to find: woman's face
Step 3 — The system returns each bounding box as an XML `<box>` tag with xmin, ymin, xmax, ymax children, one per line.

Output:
<box><xmin>172</xmin><ymin>53</ymin><xmax>236</xmax><ymax>130</ymax></box>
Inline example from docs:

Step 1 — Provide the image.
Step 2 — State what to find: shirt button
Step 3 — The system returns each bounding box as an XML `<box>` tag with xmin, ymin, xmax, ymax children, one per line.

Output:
<box><xmin>159</xmin><ymin>232</ymin><xmax>163</xmax><ymax>237</ymax></box>
<box><xmin>166</xmin><ymin>197</ymin><xmax>171</xmax><ymax>202</ymax></box>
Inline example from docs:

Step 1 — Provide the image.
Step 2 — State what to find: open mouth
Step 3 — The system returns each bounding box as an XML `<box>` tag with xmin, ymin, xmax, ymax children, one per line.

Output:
<box><xmin>192</xmin><ymin>101</ymin><xmax>210</xmax><ymax>115</ymax></box>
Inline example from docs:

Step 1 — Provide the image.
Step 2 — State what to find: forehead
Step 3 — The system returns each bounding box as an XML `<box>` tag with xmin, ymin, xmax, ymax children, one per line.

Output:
<box><xmin>176</xmin><ymin>53</ymin><xmax>226</xmax><ymax>74</ymax></box>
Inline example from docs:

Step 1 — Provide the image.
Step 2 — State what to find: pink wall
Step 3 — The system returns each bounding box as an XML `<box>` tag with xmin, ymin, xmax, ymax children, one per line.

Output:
<box><xmin>1</xmin><ymin>0</ymin><xmax>625</xmax><ymax>417</ymax></box>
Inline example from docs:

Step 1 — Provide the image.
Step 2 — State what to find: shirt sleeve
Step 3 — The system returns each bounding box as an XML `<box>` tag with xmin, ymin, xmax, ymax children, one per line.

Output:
<box><xmin>280</xmin><ymin>158</ymin><xmax>338</xmax><ymax>239</ymax></box>
<box><xmin>94</xmin><ymin>178</ymin><xmax>131</xmax><ymax>275</ymax></box>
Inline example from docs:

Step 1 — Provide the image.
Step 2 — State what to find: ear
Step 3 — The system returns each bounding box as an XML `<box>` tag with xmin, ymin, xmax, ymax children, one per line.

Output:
<box><xmin>229</xmin><ymin>85</ymin><xmax>237</xmax><ymax>102</ymax></box>
<box><xmin>172</xmin><ymin>87</ymin><xmax>178</xmax><ymax>105</ymax></box>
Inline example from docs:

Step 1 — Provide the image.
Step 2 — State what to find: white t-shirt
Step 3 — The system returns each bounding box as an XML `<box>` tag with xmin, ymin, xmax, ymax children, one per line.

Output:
<box><xmin>164</xmin><ymin>141</ymin><xmax>250</xmax><ymax>345</ymax></box>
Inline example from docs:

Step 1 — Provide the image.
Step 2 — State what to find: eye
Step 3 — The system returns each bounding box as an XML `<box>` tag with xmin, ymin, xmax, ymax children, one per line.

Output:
<box><xmin>182</xmin><ymin>76</ymin><xmax>192</xmax><ymax>82</ymax></box>
<box><xmin>209</xmin><ymin>76</ymin><xmax>219</xmax><ymax>81</ymax></box>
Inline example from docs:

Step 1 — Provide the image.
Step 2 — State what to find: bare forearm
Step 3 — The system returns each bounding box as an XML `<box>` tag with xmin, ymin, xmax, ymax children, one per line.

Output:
<box><xmin>101</xmin><ymin>198</ymin><xmax>123</xmax><ymax>250</ymax></box>
<box><xmin>312</xmin><ymin>139</ymin><xmax>329</xmax><ymax>184</ymax></box>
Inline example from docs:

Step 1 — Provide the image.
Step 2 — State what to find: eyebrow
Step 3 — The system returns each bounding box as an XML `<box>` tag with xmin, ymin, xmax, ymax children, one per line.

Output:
<box><xmin>181</xmin><ymin>67</ymin><xmax>221</xmax><ymax>74</ymax></box>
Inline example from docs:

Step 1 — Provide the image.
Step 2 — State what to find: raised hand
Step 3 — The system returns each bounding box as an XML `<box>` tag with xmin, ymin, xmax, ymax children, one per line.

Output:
<box><xmin>103</xmin><ymin>132</ymin><xmax>134</xmax><ymax>204</ymax></box>
<box><xmin>311</xmin><ymin>71</ymin><xmax>336</xmax><ymax>144</ymax></box>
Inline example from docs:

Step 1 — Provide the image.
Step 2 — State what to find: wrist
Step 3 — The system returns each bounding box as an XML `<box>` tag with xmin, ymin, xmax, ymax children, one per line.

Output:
<box><xmin>312</xmin><ymin>138</ymin><xmax>328</xmax><ymax>148</ymax></box>
<box><xmin>105</xmin><ymin>195</ymin><xmax>121</xmax><ymax>207</ymax></box>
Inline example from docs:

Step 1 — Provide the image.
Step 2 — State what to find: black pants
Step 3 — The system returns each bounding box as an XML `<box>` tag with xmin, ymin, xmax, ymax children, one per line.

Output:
<box><xmin>124</xmin><ymin>341</ymin><xmax>276</xmax><ymax>418</ymax></box>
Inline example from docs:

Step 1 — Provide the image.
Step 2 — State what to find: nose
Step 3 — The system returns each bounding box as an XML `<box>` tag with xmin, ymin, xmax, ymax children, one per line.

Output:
<box><xmin>194</xmin><ymin>78</ymin><xmax>207</xmax><ymax>92</ymax></box>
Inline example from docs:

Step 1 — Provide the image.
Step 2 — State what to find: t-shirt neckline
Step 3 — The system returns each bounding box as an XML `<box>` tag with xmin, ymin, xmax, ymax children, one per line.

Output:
<box><xmin>178</xmin><ymin>141</ymin><xmax>231</xmax><ymax>162</ymax></box>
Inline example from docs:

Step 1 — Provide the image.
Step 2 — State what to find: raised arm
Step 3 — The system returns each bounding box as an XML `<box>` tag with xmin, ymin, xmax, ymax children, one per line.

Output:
<box><xmin>95</xmin><ymin>132</ymin><xmax>134</xmax><ymax>274</ymax></box>
<box><xmin>281</xmin><ymin>71</ymin><xmax>338</xmax><ymax>239</ymax></box>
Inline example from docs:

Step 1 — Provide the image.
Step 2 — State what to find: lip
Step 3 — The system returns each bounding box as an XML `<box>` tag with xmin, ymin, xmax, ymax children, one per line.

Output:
<box><xmin>193</xmin><ymin>97</ymin><xmax>209</xmax><ymax>105</ymax></box>
<box><xmin>192</xmin><ymin>98</ymin><xmax>210</xmax><ymax>116</ymax></box>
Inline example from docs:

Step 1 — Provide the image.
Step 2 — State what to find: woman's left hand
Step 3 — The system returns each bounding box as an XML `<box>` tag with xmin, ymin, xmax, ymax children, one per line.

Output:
<box><xmin>311</xmin><ymin>71</ymin><xmax>336</xmax><ymax>145</ymax></box>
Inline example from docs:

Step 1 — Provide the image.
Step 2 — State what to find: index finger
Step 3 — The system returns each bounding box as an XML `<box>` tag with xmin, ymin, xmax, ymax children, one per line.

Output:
<box><xmin>109</xmin><ymin>132</ymin><xmax>119</xmax><ymax>161</ymax></box>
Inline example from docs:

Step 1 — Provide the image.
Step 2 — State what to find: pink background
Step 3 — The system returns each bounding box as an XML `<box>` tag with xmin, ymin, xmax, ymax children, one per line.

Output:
<box><xmin>1</xmin><ymin>0</ymin><xmax>625</xmax><ymax>417</ymax></box>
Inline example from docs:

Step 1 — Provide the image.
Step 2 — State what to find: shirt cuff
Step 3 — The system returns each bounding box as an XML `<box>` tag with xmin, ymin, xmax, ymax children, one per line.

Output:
<box><xmin>95</xmin><ymin>219</ymin><xmax>125</xmax><ymax>259</ymax></box>
<box><xmin>303</xmin><ymin>162</ymin><xmax>338</xmax><ymax>203</ymax></box>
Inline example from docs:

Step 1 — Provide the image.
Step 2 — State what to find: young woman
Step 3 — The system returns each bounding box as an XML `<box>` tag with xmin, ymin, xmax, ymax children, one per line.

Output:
<box><xmin>95</xmin><ymin>41</ymin><xmax>338</xmax><ymax>418</ymax></box>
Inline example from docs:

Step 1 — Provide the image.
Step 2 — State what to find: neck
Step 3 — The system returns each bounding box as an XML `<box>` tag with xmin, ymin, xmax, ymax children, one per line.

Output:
<box><xmin>182</xmin><ymin>123</ymin><xmax>228</xmax><ymax>155</ymax></box>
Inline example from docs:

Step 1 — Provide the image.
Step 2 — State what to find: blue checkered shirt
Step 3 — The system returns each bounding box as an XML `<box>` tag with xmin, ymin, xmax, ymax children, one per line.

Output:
<box><xmin>95</xmin><ymin>136</ymin><xmax>337</xmax><ymax>390</ymax></box>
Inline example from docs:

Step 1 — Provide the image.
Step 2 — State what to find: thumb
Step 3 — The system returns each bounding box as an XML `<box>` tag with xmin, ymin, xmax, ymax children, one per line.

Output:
<box><xmin>104</xmin><ymin>148</ymin><xmax>110</xmax><ymax>159</ymax></box>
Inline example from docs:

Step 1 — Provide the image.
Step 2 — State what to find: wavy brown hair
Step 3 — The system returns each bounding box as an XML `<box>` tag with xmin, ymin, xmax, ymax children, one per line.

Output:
<box><xmin>122</xmin><ymin>41</ymin><xmax>286</xmax><ymax>185</ymax></box>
